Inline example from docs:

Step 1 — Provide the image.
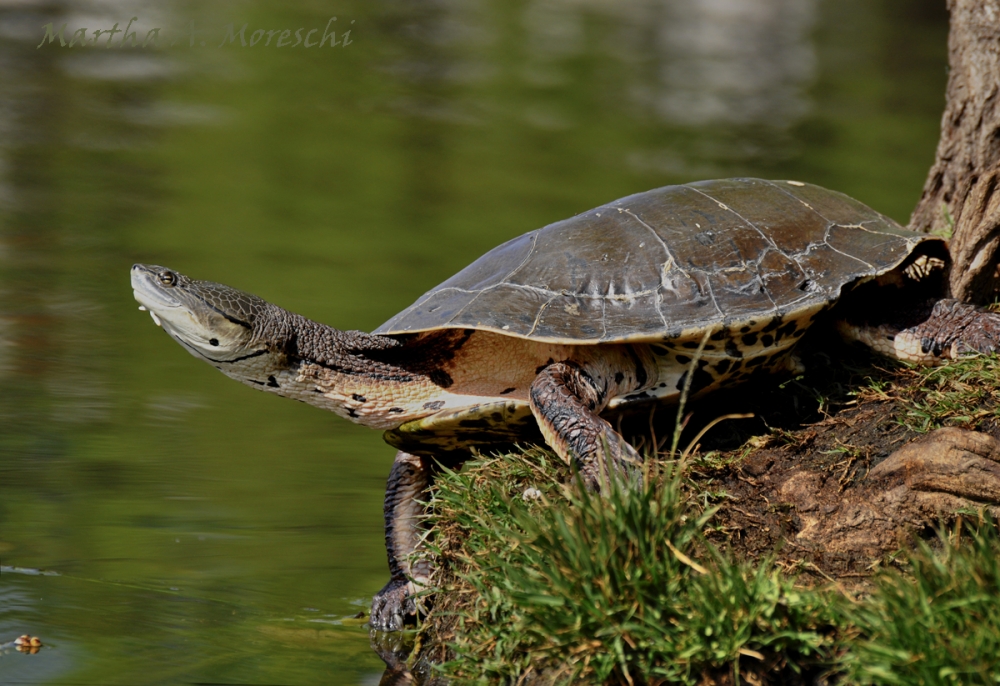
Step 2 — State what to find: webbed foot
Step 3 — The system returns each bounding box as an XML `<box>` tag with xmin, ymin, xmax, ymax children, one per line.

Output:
<box><xmin>370</xmin><ymin>578</ymin><xmax>417</xmax><ymax>632</ymax></box>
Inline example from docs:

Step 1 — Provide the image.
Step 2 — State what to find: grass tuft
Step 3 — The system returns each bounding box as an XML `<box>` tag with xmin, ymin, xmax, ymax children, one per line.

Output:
<box><xmin>424</xmin><ymin>453</ymin><xmax>838</xmax><ymax>684</ymax></box>
<box><xmin>418</xmin><ymin>450</ymin><xmax>1000</xmax><ymax>684</ymax></box>
<box><xmin>840</xmin><ymin>518</ymin><xmax>1000</xmax><ymax>685</ymax></box>
<box><xmin>888</xmin><ymin>355</ymin><xmax>1000</xmax><ymax>432</ymax></box>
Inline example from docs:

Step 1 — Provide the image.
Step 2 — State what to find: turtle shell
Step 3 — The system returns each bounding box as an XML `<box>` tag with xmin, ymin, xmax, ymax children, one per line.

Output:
<box><xmin>376</xmin><ymin>179</ymin><xmax>944</xmax><ymax>343</ymax></box>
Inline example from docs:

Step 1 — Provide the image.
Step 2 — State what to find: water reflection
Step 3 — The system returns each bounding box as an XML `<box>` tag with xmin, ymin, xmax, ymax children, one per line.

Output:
<box><xmin>517</xmin><ymin>0</ymin><xmax>818</xmax><ymax>127</ymax></box>
<box><xmin>649</xmin><ymin>0</ymin><xmax>817</xmax><ymax>126</ymax></box>
<box><xmin>0</xmin><ymin>0</ymin><xmax>946</xmax><ymax>683</ymax></box>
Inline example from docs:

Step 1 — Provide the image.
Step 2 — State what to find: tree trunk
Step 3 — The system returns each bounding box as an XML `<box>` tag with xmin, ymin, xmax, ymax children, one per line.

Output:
<box><xmin>909</xmin><ymin>0</ymin><xmax>1000</xmax><ymax>304</ymax></box>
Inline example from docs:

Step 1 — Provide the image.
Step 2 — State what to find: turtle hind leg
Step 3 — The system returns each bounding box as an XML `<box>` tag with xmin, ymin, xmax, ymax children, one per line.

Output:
<box><xmin>370</xmin><ymin>450</ymin><xmax>437</xmax><ymax>632</ymax></box>
<box><xmin>529</xmin><ymin>361</ymin><xmax>642</xmax><ymax>492</ymax></box>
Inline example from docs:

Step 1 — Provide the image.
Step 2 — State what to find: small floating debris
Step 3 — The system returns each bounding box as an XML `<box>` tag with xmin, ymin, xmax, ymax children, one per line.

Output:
<box><xmin>1</xmin><ymin>635</ymin><xmax>43</xmax><ymax>655</ymax></box>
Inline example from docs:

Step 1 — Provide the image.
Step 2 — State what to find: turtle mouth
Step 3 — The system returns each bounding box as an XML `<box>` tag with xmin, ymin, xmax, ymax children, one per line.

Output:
<box><xmin>131</xmin><ymin>264</ymin><xmax>185</xmax><ymax>328</ymax></box>
<box><xmin>131</xmin><ymin>265</ymin><xmax>183</xmax><ymax>308</ymax></box>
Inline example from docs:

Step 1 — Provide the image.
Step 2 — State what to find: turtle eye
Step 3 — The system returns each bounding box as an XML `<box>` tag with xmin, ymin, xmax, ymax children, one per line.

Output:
<box><xmin>159</xmin><ymin>271</ymin><xmax>177</xmax><ymax>287</ymax></box>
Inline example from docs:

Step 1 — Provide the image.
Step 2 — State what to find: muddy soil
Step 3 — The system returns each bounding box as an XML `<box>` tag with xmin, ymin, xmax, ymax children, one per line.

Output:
<box><xmin>679</xmin><ymin>335</ymin><xmax>1000</xmax><ymax>581</ymax></box>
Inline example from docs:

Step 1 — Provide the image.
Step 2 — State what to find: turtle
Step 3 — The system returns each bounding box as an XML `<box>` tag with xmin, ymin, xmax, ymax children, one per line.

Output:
<box><xmin>130</xmin><ymin>178</ymin><xmax>1000</xmax><ymax>631</ymax></box>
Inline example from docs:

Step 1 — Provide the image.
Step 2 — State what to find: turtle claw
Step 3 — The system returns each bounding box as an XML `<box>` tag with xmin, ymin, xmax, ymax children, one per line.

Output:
<box><xmin>370</xmin><ymin>578</ymin><xmax>417</xmax><ymax>632</ymax></box>
<box><xmin>584</xmin><ymin>439</ymin><xmax>645</xmax><ymax>494</ymax></box>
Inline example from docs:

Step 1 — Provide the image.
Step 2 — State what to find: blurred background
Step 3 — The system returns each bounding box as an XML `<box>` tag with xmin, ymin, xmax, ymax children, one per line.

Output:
<box><xmin>0</xmin><ymin>0</ymin><xmax>947</xmax><ymax>683</ymax></box>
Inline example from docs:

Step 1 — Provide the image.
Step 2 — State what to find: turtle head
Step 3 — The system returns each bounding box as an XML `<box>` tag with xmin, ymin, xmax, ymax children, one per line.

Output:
<box><xmin>131</xmin><ymin>263</ymin><xmax>414</xmax><ymax>425</ymax></box>
<box><xmin>130</xmin><ymin>263</ymin><xmax>268</xmax><ymax>362</ymax></box>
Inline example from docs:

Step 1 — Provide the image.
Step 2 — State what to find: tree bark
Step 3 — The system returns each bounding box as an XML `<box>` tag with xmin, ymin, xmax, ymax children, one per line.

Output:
<box><xmin>909</xmin><ymin>0</ymin><xmax>1000</xmax><ymax>304</ymax></box>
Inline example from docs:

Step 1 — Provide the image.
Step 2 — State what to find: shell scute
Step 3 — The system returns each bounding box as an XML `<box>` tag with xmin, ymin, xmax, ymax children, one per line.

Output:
<box><xmin>376</xmin><ymin>179</ymin><xmax>944</xmax><ymax>343</ymax></box>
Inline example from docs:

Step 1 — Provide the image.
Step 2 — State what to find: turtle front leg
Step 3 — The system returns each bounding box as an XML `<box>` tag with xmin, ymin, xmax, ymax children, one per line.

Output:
<box><xmin>370</xmin><ymin>450</ymin><xmax>436</xmax><ymax>631</ymax></box>
<box><xmin>902</xmin><ymin>299</ymin><xmax>1000</xmax><ymax>361</ymax></box>
<box><xmin>529</xmin><ymin>362</ymin><xmax>642</xmax><ymax>492</ymax></box>
<box><xmin>844</xmin><ymin>298</ymin><xmax>1000</xmax><ymax>364</ymax></box>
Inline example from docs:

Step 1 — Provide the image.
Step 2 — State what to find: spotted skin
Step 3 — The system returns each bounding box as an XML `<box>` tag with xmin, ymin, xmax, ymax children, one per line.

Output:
<box><xmin>384</xmin><ymin>400</ymin><xmax>540</xmax><ymax>457</ymax></box>
<box><xmin>609</xmin><ymin>303</ymin><xmax>824</xmax><ymax>409</ymax></box>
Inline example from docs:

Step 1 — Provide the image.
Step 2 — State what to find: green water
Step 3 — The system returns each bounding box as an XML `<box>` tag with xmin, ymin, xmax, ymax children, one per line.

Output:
<box><xmin>0</xmin><ymin>0</ymin><xmax>947</xmax><ymax>683</ymax></box>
